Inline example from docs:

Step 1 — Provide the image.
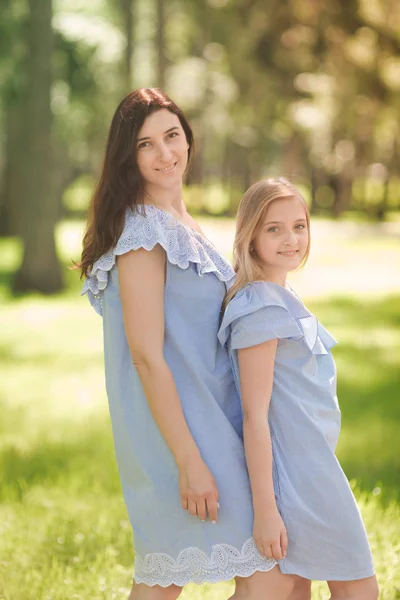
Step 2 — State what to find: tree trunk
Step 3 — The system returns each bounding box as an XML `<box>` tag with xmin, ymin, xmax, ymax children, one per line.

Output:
<box><xmin>310</xmin><ymin>166</ymin><xmax>318</xmax><ymax>215</ymax></box>
<box><xmin>120</xmin><ymin>0</ymin><xmax>134</xmax><ymax>91</ymax></box>
<box><xmin>331</xmin><ymin>173</ymin><xmax>353</xmax><ymax>218</ymax></box>
<box><xmin>156</xmin><ymin>0</ymin><xmax>166</xmax><ymax>88</ymax></box>
<box><xmin>13</xmin><ymin>0</ymin><xmax>63</xmax><ymax>293</ymax></box>
<box><xmin>376</xmin><ymin>172</ymin><xmax>389</xmax><ymax>221</ymax></box>
<box><xmin>0</xmin><ymin>98</ymin><xmax>28</xmax><ymax>236</ymax></box>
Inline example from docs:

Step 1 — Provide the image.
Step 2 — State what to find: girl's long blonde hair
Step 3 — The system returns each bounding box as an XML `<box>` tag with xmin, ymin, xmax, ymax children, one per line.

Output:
<box><xmin>222</xmin><ymin>178</ymin><xmax>311</xmax><ymax>312</ymax></box>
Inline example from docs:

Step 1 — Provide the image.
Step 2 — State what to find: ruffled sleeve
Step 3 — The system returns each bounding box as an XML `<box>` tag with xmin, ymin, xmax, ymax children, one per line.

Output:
<box><xmin>218</xmin><ymin>282</ymin><xmax>303</xmax><ymax>350</ymax></box>
<box><xmin>81</xmin><ymin>206</ymin><xmax>234</xmax><ymax>316</ymax></box>
<box><xmin>218</xmin><ymin>281</ymin><xmax>337</xmax><ymax>354</ymax></box>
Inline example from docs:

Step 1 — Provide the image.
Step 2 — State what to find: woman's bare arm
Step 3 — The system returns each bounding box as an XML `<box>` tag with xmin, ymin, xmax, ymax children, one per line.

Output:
<box><xmin>238</xmin><ymin>339</ymin><xmax>287</xmax><ymax>559</ymax></box>
<box><xmin>118</xmin><ymin>245</ymin><xmax>219</xmax><ymax>522</ymax></box>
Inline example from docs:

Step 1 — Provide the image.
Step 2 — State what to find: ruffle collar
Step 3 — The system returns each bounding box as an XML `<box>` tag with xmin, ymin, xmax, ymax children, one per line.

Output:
<box><xmin>82</xmin><ymin>205</ymin><xmax>234</xmax><ymax>315</ymax></box>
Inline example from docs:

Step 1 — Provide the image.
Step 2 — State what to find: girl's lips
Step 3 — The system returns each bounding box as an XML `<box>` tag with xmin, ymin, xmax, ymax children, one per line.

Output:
<box><xmin>278</xmin><ymin>250</ymin><xmax>299</xmax><ymax>256</ymax></box>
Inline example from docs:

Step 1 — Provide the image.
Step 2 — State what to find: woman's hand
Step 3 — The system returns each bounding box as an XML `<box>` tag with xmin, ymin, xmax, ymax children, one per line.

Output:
<box><xmin>253</xmin><ymin>508</ymin><xmax>288</xmax><ymax>560</ymax></box>
<box><xmin>179</xmin><ymin>458</ymin><xmax>219</xmax><ymax>523</ymax></box>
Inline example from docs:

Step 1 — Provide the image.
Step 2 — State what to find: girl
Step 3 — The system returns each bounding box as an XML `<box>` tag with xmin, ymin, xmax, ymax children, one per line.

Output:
<box><xmin>80</xmin><ymin>92</ymin><xmax>294</xmax><ymax>600</ymax></box>
<box><xmin>218</xmin><ymin>178</ymin><xmax>378</xmax><ymax>600</ymax></box>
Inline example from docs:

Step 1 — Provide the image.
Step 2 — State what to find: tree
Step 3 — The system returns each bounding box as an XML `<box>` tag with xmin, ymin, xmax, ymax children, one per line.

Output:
<box><xmin>13</xmin><ymin>0</ymin><xmax>63</xmax><ymax>293</ymax></box>
<box><xmin>156</xmin><ymin>0</ymin><xmax>166</xmax><ymax>88</ymax></box>
<box><xmin>0</xmin><ymin>0</ymin><xmax>28</xmax><ymax>236</ymax></box>
<box><xmin>120</xmin><ymin>0</ymin><xmax>134</xmax><ymax>90</ymax></box>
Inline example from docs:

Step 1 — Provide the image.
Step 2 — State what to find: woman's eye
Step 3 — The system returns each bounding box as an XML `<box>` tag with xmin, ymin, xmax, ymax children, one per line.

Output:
<box><xmin>167</xmin><ymin>132</ymin><xmax>178</xmax><ymax>139</ymax></box>
<box><xmin>267</xmin><ymin>226</ymin><xmax>279</xmax><ymax>233</ymax></box>
<box><xmin>295</xmin><ymin>224</ymin><xmax>306</xmax><ymax>230</ymax></box>
<box><xmin>137</xmin><ymin>141</ymin><xmax>150</xmax><ymax>149</ymax></box>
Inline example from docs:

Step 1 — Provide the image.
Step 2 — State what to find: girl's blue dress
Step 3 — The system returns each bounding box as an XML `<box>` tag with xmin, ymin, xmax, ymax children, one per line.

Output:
<box><xmin>82</xmin><ymin>207</ymin><xmax>276</xmax><ymax>587</ymax></box>
<box><xmin>218</xmin><ymin>281</ymin><xmax>375</xmax><ymax>581</ymax></box>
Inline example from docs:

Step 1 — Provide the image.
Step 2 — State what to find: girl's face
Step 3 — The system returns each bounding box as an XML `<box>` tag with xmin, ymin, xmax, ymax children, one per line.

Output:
<box><xmin>253</xmin><ymin>196</ymin><xmax>309</xmax><ymax>275</ymax></box>
<box><xmin>136</xmin><ymin>109</ymin><xmax>189</xmax><ymax>193</ymax></box>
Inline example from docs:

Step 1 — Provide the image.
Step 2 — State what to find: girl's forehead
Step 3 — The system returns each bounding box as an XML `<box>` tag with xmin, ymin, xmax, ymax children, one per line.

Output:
<box><xmin>138</xmin><ymin>109</ymin><xmax>181</xmax><ymax>137</ymax></box>
<box><xmin>264</xmin><ymin>196</ymin><xmax>306</xmax><ymax>220</ymax></box>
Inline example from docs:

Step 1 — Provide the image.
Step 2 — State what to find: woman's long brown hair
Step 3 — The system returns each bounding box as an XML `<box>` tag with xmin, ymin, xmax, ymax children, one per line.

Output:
<box><xmin>78</xmin><ymin>88</ymin><xmax>194</xmax><ymax>277</ymax></box>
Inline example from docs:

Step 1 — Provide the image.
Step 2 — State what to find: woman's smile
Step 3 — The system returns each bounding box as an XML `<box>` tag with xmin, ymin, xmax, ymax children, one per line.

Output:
<box><xmin>155</xmin><ymin>161</ymin><xmax>177</xmax><ymax>173</ymax></box>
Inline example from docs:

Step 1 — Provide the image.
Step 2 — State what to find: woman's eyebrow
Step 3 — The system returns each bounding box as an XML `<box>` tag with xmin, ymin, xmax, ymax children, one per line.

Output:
<box><xmin>137</xmin><ymin>126</ymin><xmax>179</xmax><ymax>143</ymax></box>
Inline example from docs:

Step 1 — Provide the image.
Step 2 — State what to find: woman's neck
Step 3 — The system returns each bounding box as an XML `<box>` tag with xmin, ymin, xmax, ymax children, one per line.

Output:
<box><xmin>142</xmin><ymin>184</ymin><xmax>185</xmax><ymax>215</ymax></box>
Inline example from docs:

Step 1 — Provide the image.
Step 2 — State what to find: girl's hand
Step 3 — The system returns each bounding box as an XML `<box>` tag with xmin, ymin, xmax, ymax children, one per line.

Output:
<box><xmin>253</xmin><ymin>509</ymin><xmax>288</xmax><ymax>560</ymax></box>
<box><xmin>179</xmin><ymin>459</ymin><xmax>219</xmax><ymax>523</ymax></box>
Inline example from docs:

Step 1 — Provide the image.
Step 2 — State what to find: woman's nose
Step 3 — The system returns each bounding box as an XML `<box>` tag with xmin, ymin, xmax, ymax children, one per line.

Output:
<box><xmin>157</xmin><ymin>143</ymin><xmax>173</xmax><ymax>162</ymax></box>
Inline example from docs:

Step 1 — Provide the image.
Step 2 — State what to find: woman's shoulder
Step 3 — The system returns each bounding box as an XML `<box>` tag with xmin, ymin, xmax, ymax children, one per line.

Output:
<box><xmin>82</xmin><ymin>205</ymin><xmax>234</xmax><ymax>316</ymax></box>
<box><xmin>122</xmin><ymin>205</ymin><xmax>234</xmax><ymax>280</ymax></box>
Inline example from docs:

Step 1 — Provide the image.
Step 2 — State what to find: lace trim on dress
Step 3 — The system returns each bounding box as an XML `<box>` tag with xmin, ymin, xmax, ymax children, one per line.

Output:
<box><xmin>133</xmin><ymin>537</ymin><xmax>277</xmax><ymax>587</ymax></box>
<box><xmin>81</xmin><ymin>206</ymin><xmax>234</xmax><ymax>315</ymax></box>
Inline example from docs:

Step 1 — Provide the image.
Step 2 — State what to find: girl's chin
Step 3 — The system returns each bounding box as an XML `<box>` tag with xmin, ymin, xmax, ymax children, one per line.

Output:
<box><xmin>265</xmin><ymin>260</ymin><xmax>302</xmax><ymax>273</ymax></box>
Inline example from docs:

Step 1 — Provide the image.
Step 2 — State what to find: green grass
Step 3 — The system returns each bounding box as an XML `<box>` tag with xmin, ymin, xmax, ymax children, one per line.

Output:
<box><xmin>0</xmin><ymin>221</ymin><xmax>399</xmax><ymax>599</ymax></box>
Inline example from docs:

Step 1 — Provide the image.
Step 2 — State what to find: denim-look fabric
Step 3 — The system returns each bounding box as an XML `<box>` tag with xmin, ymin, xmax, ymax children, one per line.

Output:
<box><xmin>218</xmin><ymin>281</ymin><xmax>375</xmax><ymax>581</ymax></box>
<box><xmin>82</xmin><ymin>207</ymin><xmax>276</xmax><ymax>587</ymax></box>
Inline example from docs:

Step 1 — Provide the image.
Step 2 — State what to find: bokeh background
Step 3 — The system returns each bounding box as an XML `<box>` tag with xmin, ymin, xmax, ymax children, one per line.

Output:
<box><xmin>0</xmin><ymin>1</ymin><xmax>399</xmax><ymax>599</ymax></box>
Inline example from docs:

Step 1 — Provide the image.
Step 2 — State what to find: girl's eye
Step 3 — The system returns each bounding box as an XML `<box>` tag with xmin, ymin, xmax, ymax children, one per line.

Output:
<box><xmin>137</xmin><ymin>141</ymin><xmax>150</xmax><ymax>149</ymax></box>
<box><xmin>267</xmin><ymin>226</ymin><xmax>279</xmax><ymax>233</ymax></box>
<box><xmin>295</xmin><ymin>224</ymin><xmax>306</xmax><ymax>230</ymax></box>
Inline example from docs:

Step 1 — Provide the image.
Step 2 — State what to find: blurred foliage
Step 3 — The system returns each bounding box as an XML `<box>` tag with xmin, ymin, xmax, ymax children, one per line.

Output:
<box><xmin>0</xmin><ymin>0</ymin><xmax>399</xmax><ymax>288</ymax></box>
<box><xmin>1</xmin><ymin>0</ymin><xmax>399</xmax><ymax>217</ymax></box>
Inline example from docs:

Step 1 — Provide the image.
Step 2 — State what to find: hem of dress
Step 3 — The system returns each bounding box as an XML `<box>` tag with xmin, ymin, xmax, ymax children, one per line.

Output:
<box><xmin>280</xmin><ymin>560</ymin><xmax>375</xmax><ymax>582</ymax></box>
<box><xmin>132</xmin><ymin>537</ymin><xmax>277</xmax><ymax>588</ymax></box>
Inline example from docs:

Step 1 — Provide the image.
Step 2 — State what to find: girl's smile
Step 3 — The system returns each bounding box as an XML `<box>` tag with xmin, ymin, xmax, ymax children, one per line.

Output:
<box><xmin>253</xmin><ymin>196</ymin><xmax>309</xmax><ymax>283</ymax></box>
<box><xmin>278</xmin><ymin>250</ymin><xmax>299</xmax><ymax>257</ymax></box>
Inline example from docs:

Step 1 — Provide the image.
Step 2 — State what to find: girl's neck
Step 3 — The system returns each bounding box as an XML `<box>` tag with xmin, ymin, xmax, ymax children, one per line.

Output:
<box><xmin>259</xmin><ymin>266</ymin><xmax>288</xmax><ymax>288</ymax></box>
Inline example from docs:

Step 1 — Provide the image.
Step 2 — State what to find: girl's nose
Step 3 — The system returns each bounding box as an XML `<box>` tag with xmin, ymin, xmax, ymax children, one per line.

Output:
<box><xmin>284</xmin><ymin>231</ymin><xmax>297</xmax><ymax>246</ymax></box>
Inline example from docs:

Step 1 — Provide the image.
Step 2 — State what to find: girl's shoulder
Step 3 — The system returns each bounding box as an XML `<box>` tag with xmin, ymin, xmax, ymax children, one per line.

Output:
<box><xmin>230</xmin><ymin>280</ymin><xmax>310</xmax><ymax>318</ymax></box>
<box><xmin>82</xmin><ymin>205</ymin><xmax>234</xmax><ymax>316</ymax></box>
<box><xmin>218</xmin><ymin>280</ymin><xmax>337</xmax><ymax>354</ymax></box>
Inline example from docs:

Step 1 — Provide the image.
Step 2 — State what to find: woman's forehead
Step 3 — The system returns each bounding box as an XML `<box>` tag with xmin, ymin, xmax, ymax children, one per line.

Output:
<box><xmin>138</xmin><ymin>109</ymin><xmax>181</xmax><ymax>137</ymax></box>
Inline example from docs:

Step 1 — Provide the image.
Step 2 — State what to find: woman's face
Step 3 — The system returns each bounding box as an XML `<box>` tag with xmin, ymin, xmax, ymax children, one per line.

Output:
<box><xmin>253</xmin><ymin>197</ymin><xmax>309</xmax><ymax>274</ymax></box>
<box><xmin>136</xmin><ymin>109</ymin><xmax>189</xmax><ymax>193</ymax></box>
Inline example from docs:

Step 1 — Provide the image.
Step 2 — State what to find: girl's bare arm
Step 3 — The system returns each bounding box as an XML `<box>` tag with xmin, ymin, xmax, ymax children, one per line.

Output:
<box><xmin>238</xmin><ymin>339</ymin><xmax>287</xmax><ymax>559</ymax></box>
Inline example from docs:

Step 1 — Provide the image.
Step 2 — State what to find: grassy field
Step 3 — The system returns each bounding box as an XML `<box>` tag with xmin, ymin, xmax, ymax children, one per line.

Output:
<box><xmin>0</xmin><ymin>218</ymin><xmax>399</xmax><ymax>600</ymax></box>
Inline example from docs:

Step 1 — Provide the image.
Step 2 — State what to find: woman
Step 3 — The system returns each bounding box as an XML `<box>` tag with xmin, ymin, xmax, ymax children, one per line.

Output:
<box><xmin>79</xmin><ymin>89</ymin><xmax>294</xmax><ymax>600</ymax></box>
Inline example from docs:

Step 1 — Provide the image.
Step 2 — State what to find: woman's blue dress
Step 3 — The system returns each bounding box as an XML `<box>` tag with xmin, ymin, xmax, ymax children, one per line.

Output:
<box><xmin>218</xmin><ymin>281</ymin><xmax>375</xmax><ymax>581</ymax></box>
<box><xmin>82</xmin><ymin>206</ymin><xmax>276</xmax><ymax>587</ymax></box>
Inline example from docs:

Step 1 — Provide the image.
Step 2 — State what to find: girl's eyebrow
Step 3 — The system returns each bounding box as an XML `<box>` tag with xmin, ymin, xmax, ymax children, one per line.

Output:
<box><xmin>265</xmin><ymin>218</ymin><xmax>307</xmax><ymax>224</ymax></box>
<box><xmin>137</xmin><ymin>126</ymin><xmax>179</xmax><ymax>143</ymax></box>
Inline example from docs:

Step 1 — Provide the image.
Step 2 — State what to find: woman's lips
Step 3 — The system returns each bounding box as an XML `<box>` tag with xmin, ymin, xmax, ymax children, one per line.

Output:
<box><xmin>155</xmin><ymin>162</ymin><xmax>177</xmax><ymax>173</ymax></box>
